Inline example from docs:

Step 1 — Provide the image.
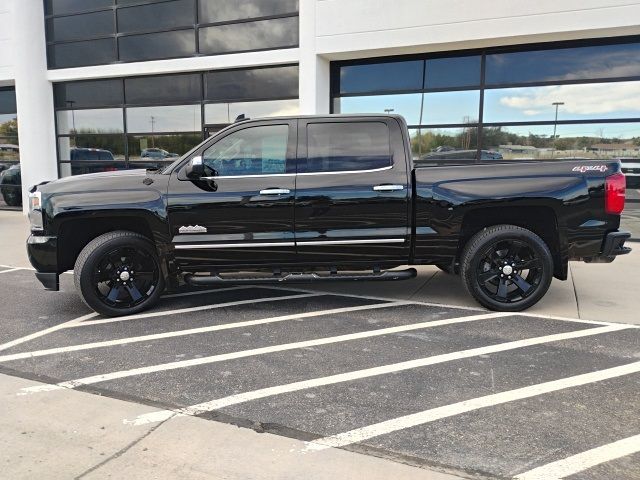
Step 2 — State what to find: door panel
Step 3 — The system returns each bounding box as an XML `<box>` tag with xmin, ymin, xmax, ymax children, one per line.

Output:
<box><xmin>294</xmin><ymin>118</ymin><xmax>410</xmax><ymax>264</ymax></box>
<box><xmin>167</xmin><ymin>120</ymin><xmax>296</xmax><ymax>269</ymax></box>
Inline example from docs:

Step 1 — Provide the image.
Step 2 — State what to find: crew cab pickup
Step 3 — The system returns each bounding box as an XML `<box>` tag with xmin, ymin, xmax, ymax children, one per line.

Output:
<box><xmin>27</xmin><ymin>115</ymin><xmax>631</xmax><ymax>316</ymax></box>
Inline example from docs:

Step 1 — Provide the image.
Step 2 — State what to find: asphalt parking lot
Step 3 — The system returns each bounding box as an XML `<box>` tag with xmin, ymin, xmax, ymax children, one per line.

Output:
<box><xmin>1</xmin><ymin>265</ymin><xmax>639</xmax><ymax>479</ymax></box>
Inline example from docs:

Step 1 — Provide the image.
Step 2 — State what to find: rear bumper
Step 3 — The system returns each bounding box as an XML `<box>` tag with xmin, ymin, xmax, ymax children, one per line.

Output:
<box><xmin>584</xmin><ymin>231</ymin><xmax>632</xmax><ymax>263</ymax></box>
<box><xmin>27</xmin><ymin>234</ymin><xmax>60</xmax><ymax>291</ymax></box>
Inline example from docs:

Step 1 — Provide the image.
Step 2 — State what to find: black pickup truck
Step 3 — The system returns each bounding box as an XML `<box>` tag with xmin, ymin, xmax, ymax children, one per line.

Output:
<box><xmin>27</xmin><ymin>115</ymin><xmax>631</xmax><ymax>316</ymax></box>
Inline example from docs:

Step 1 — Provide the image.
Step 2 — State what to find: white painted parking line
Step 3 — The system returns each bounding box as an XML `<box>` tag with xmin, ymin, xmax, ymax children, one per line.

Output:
<box><xmin>0</xmin><ymin>312</ymin><xmax>98</xmax><ymax>352</ymax></box>
<box><xmin>0</xmin><ymin>301</ymin><xmax>408</xmax><ymax>362</ymax></box>
<box><xmin>19</xmin><ymin>312</ymin><xmax>509</xmax><ymax>394</ymax></box>
<box><xmin>0</xmin><ymin>267</ymin><xmax>24</xmax><ymax>274</ymax></box>
<box><xmin>126</xmin><ymin>323</ymin><xmax>629</xmax><ymax>426</ymax></box>
<box><xmin>0</xmin><ymin>264</ymin><xmax>34</xmax><ymax>271</ymax></box>
<box><xmin>515</xmin><ymin>433</ymin><xmax>640</xmax><ymax>480</ymax></box>
<box><xmin>71</xmin><ymin>292</ymin><xmax>324</xmax><ymax>327</ymax></box>
<box><xmin>261</xmin><ymin>285</ymin><xmax>637</xmax><ymax>329</ymax></box>
<box><xmin>304</xmin><ymin>360</ymin><xmax>640</xmax><ymax>451</ymax></box>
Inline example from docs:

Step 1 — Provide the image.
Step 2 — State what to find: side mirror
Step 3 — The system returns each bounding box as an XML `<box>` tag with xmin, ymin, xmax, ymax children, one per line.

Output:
<box><xmin>185</xmin><ymin>156</ymin><xmax>205</xmax><ymax>179</ymax></box>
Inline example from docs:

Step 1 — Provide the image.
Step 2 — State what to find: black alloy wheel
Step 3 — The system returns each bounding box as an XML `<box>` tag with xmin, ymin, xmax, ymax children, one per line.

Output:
<box><xmin>75</xmin><ymin>231</ymin><xmax>165</xmax><ymax>316</ymax></box>
<box><xmin>461</xmin><ymin>225</ymin><xmax>553</xmax><ymax>311</ymax></box>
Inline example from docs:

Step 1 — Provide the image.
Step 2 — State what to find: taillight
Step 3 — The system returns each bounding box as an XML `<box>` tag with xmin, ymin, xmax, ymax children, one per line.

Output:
<box><xmin>605</xmin><ymin>172</ymin><xmax>626</xmax><ymax>215</ymax></box>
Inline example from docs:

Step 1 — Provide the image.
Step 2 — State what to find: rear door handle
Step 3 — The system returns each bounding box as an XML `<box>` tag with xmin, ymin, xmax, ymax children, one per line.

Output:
<box><xmin>259</xmin><ymin>188</ymin><xmax>291</xmax><ymax>195</ymax></box>
<box><xmin>373</xmin><ymin>184</ymin><xmax>405</xmax><ymax>192</ymax></box>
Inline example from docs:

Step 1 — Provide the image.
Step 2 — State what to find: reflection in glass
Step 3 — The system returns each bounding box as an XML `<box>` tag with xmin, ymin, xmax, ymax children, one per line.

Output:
<box><xmin>54</xmin><ymin>79</ymin><xmax>123</xmax><ymax>109</ymax></box>
<box><xmin>45</xmin><ymin>0</ymin><xmax>112</xmax><ymax>16</ymax></box>
<box><xmin>49</xmin><ymin>38</ymin><xmax>117</xmax><ymax>69</ymax></box>
<box><xmin>305</xmin><ymin>122</ymin><xmax>391</xmax><ymax>173</ymax></box>
<box><xmin>127</xmin><ymin>133</ymin><xmax>202</xmax><ymax>164</ymax></box>
<box><xmin>483</xmin><ymin>81</ymin><xmax>640</xmax><ymax>123</ymax></box>
<box><xmin>338</xmin><ymin>61</ymin><xmax>424</xmax><ymax>95</ymax></box>
<box><xmin>59</xmin><ymin>161</ymin><xmax>128</xmax><ymax>177</ymax></box>
<box><xmin>205</xmin><ymin>99</ymin><xmax>299</xmax><ymax>124</ymax></box>
<box><xmin>202</xmin><ymin>125</ymin><xmax>289</xmax><ymax>176</ymax></box>
<box><xmin>118</xmin><ymin>29</ymin><xmax>195</xmax><ymax>62</ymax></box>
<box><xmin>205</xmin><ymin>65</ymin><xmax>298</xmax><ymax>102</ymax></box>
<box><xmin>409</xmin><ymin>128</ymin><xmax>479</xmax><ymax>161</ymax></box>
<box><xmin>422</xmin><ymin>90</ymin><xmax>480</xmax><ymax>125</ymax></box>
<box><xmin>199</xmin><ymin>17</ymin><xmax>298</xmax><ymax>55</ymax></box>
<box><xmin>125</xmin><ymin>74</ymin><xmax>201</xmax><ymax>105</ymax></box>
<box><xmin>117</xmin><ymin>0</ymin><xmax>195</xmax><ymax>34</ymax></box>
<box><xmin>486</xmin><ymin>43</ymin><xmax>640</xmax><ymax>85</ymax></box>
<box><xmin>199</xmin><ymin>0</ymin><xmax>298</xmax><ymax>24</ymax></box>
<box><xmin>425</xmin><ymin>55</ymin><xmax>481</xmax><ymax>89</ymax></box>
<box><xmin>56</xmin><ymin>108</ymin><xmax>124</xmax><ymax>135</ymax></box>
<box><xmin>335</xmin><ymin>94</ymin><xmax>423</xmax><ymax>125</ymax></box>
<box><xmin>47</xmin><ymin>10</ymin><xmax>114</xmax><ymax>42</ymax></box>
<box><xmin>126</xmin><ymin>105</ymin><xmax>201</xmax><ymax>133</ymax></box>
<box><xmin>0</xmin><ymin>113</ymin><xmax>19</xmax><ymax>162</ymax></box>
<box><xmin>481</xmin><ymin>123</ymin><xmax>640</xmax><ymax>160</ymax></box>
<box><xmin>57</xmin><ymin>135</ymin><xmax>125</xmax><ymax>161</ymax></box>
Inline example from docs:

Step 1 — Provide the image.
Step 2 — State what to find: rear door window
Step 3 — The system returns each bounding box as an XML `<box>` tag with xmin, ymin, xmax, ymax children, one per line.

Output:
<box><xmin>302</xmin><ymin>122</ymin><xmax>391</xmax><ymax>173</ymax></box>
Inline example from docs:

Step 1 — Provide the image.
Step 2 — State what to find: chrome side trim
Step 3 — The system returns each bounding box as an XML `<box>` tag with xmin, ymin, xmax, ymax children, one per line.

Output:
<box><xmin>198</xmin><ymin>165</ymin><xmax>393</xmax><ymax>181</ymax></box>
<box><xmin>373</xmin><ymin>184</ymin><xmax>404</xmax><ymax>191</ymax></box>
<box><xmin>259</xmin><ymin>188</ymin><xmax>291</xmax><ymax>195</ymax></box>
<box><xmin>175</xmin><ymin>242</ymin><xmax>295</xmax><ymax>250</ymax></box>
<box><xmin>297</xmin><ymin>238</ymin><xmax>405</xmax><ymax>246</ymax></box>
<box><xmin>173</xmin><ymin>238</ymin><xmax>405</xmax><ymax>249</ymax></box>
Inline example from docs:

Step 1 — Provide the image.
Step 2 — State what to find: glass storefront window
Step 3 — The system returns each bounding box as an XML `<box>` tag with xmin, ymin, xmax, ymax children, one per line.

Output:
<box><xmin>127</xmin><ymin>133</ymin><xmax>202</xmax><ymax>168</ymax></box>
<box><xmin>126</xmin><ymin>105</ymin><xmax>202</xmax><ymax>133</ymax></box>
<box><xmin>205</xmin><ymin>65</ymin><xmax>298</xmax><ymax>102</ymax></box>
<box><xmin>46</xmin><ymin>10</ymin><xmax>114</xmax><ymax>42</ymax></box>
<box><xmin>58</xmin><ymin>135</ymin><xmax>126</xmax><ymax>161</ymax></box>
<box><xmin>485</xmin><ymin>42</ymin><xmax>640</xmax><ymax>86</ymax></box>
<box><xmin>125</xmin><ymin>74</ymin><xmax>201</xmax><ymax>105</ymax></box>
<box><xmin>54</xmin><ymin>79</ymin><xmax>123</xmax><ymax>109</ymax></box>
<box><xmin>335</xmin><ymin>93</ymin><xmax>424</xmax><ymax>125</ymax></box>
<box><xmin>409</xmin><ymin>128</ymin><xmax>479</xmax><ymax>161</ymax></box>
<box><xmin>0</xmin><ymin>88</ymin><xmax>20</xmax><ymax>208</ymax></box>
<box><xmin>56</xmin><ymin>108</ymin><xmax>124</xmax><ymax>135</ymax></box>
<box><xmin>425</xmin><ymin>55</ymin><xmax>481</xmax><ymax>89</ymax></box>
<box><xmin>45</xmin><ymin>0</ymin><xmax>113</xmax><ymax>16</ymax></box>
<box><xmin>118</xmin><ymin>29</ymin><xmax>196</xmax><ymax>62</ymax></box>
<box><xmin>205</xmin><ymin>99</ymin><xmax>299</xmax><ymax>124</ymax></box>
<box><xmin>116</xmin><ymin>0</ymin><xmax>195</xmax><ymax>34</ymax></box>
<box><xmin>199</xmin><ymin>0</ymin><xmax>299</xmax><ymax>24</ymax></box>
<box><xmin>422</xmin><ymin>90</ymin><xmax>480</xmax><ymax>125</ymax></box>
<box><xmin>198</xmin><ymin>16</ymin><xmax>298</xmax><ymax>55</ymax></box>
<box><xmin>338</xmin><ymin>61</ymin><xmax>424</xmax><ymax>95</ymax></box>
<box><xmin>48</xmin><ymin>38</ymin><xmax>117</xmax><ymax>69</ymax></box>
<box><xmin>483</xmin><ymin>81</ymin><xmax>640</xmax><ymax>123</ymax></box>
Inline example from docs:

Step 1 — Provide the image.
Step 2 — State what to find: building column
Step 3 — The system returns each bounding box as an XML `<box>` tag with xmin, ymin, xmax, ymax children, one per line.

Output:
<box><xmin>298</xmin><ymin>0</ymin><xmax>331</xmax><ymax>115</ymax></box>
<box><xmin>12</xmin><ymin>0</ymin><xmax>58</xmax><ymax>212</ymax></box>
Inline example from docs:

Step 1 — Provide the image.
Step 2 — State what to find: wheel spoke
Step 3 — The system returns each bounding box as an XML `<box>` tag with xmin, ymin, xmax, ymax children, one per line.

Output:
<box><xmin>516</xmin><ymin>258</ymin><xmax>542</xmax><ymax>270</ymax></box>
<box><xmin>106</xmin><ymin>285</ymin><xmax>121</xmax><ymax>302</ymax></box>
<box><xmin>125</xmin><ymin>283</ymin><xmax>143</xmax><ymax>302</ymax></box>
<box><xmin>506</xmin><ymin>242</ymin><xmax>521</xmax><ymax>259</ymax></box>
<box><xmin>478</xmin><ymin>269</ymin><xmax>499</xmax><ymax>283</ymax></box>
<box><xmin>512</xmin><ymin>274</ymin><xmax>532</xmax><ymax>294</ymax></box>
<box><xmin>496</xmin><ymin>278</ymin><xmax>508</xmax><ymax>299</ymax></box>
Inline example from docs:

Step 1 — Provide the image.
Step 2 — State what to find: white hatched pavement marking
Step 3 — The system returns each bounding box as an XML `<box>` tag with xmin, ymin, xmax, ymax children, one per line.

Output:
<box><xmin>19</xmin><ymin>312</ymin><xmax>508</xmax><ymax>394</ymax></box>
<box><xmin>71</xmin><ymin>292</ymin><xmax>323</xmax><ymax>327</ymax></box>
<box><xmin>0</xmin><ymin>267</ymin><xmax>23</xmax><ymax>274</ymax></box>
<box><xmin>304</xmin><ymin>360</ymin><xmax>640</xmax><ymax>451</ymax></box>
<box><xmin>0</xmin><ymin>312</ymin><xmax>98</xmax><ymax>352</ymax></box>
<box><xmin>514</xmin><ymin>433</ymin><xmax>640</xmax><ymax>479</ymax></box>
<box><xmin>126</xmin><ymin>323</ymin><xmax>629</xmax><ymax>426</ymax></box>
<box><xmin>0</xmin><ymin>301</ymin><xmax>407</xmax><ymax>362</ymax></box>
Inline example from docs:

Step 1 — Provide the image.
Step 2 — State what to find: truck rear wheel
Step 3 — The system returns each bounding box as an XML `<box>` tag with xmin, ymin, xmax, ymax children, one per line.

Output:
<box><xmin>460</xmin><ymin>225</ymin><xmax>553</xmax><ymax>311</ymax></box>
<box><xmin>74</xmin><ymin>231</ymin><xmax>165</xmax><ymax>317</ymax></box>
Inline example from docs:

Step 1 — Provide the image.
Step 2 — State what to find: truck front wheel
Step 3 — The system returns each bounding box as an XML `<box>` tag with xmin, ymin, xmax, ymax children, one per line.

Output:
<box><xmin>74</xmin><ymin>231</ymin><xmax>165</xmax><ymax>317</ymax></box>
<box><xmin>460</xmin><ymin>225</ymin><xmax>553</xmax><ymax>312</ymax></box>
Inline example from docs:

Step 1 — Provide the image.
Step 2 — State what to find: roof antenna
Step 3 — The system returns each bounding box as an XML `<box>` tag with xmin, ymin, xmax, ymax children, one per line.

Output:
<box><xmin>234</xmin><ymin>114</ymin><xmax>248</xmax><ymax>123</ymax></box>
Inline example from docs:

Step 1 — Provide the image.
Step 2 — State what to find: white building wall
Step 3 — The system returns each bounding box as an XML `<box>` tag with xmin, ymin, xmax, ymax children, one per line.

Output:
<box><xmin>0</xmin><ymin>0</ymin><xmax>14</xmax><ymax>84</ymax></box>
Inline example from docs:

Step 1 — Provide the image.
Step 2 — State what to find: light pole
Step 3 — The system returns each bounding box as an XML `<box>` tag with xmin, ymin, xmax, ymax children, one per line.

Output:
<box><xmin>552</xmin><ymin>102</ymin><xmax>564</xmax><ymax>140</ymax></box>
<box><xmin>384</xmin><ymin>108</ymin><xmax>394</xmax><ymax>114</ymax></box>
<box><xmin>150</xmin><ymin>116</ymin><xmax>156</xmax><ymax>147</ymax></box>
<box><xmin>66</xmin><ymin>100</ymin><xmax>76</xmax><ymax>134</ymax></box>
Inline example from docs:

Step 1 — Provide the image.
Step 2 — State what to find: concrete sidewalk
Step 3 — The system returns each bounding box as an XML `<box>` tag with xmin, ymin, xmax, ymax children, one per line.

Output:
<box><xmin>4</xmin><ymin>209</ymin><xmax>636</xmax><ymax>324</ymax></box>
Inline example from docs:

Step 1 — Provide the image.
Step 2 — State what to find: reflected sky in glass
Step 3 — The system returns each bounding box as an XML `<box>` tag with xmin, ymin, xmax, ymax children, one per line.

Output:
<box><xmin>497</xmin><ymin>122</ymin><xmax>640</xmax><ymax>139</ymax></box>
<box><xmin>57</xmin><ymin>108</ymin><xmax>124</xmax><ymax>134</ymax></box>
<box><xmin>205</xmin><ymin>99</ymin><xmax>299</xmax><ymax>124</ymax></box>
<box><xmin>336</xmin><ymin>90</ymin><xmax>479</xmax><ymax>125</ymax></box>
<box><xmin>484</xmin><ymin>81</ymin><xmax>640</xmax><ymax>122</ymax></box>
<box><xmin>126</xmin><ymin>105</ymin><xmax>201</xmax><ymax>133</ymax></box>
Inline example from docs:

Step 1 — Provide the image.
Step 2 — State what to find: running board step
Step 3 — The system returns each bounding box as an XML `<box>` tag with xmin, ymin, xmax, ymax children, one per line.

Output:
<box><xmin>183</xmin><ymin>268</ymin><xmax>417</xmax><ymax>286</ymax></box>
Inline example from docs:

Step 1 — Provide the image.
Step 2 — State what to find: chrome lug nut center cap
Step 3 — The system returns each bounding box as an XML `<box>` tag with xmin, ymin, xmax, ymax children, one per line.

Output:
<box><xmin>502</xmin><ymin>265</ymin><xmax>514</xmax><ymax>276</ymax></box>
<box><xmin>119</xmin><ymin>271</ymin><xmax>131</xmax><ymax>281</ymax></box>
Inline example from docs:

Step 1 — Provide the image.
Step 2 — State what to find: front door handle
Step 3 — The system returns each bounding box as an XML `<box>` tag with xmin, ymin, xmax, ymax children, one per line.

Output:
<box><xmin>373</xmin><ymin>184</ymin><xmax>404</xmax><ymax>192</ymax></box>
<box><xmin>259</xmin><ymin>188</ymin><xmax>291</xmax><ymax>195</ymax></box>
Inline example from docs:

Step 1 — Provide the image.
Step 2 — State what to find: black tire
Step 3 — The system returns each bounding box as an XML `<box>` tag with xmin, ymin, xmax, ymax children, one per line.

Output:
<box><xmin>460</xmin><ymin>225</ymin><xmax>553</xmax><ymax>312</ymax></box>
<box><xmin>74</xmin><ymin>231</ymin><xmax>165</xmax><ymax>317</ymax></box>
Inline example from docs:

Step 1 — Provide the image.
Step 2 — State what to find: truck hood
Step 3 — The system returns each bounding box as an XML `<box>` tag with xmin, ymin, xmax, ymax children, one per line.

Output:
<box><xmin>39</xmin><ymin>169</ymin><xmax>170</xmax><ymax>195</ymax></box>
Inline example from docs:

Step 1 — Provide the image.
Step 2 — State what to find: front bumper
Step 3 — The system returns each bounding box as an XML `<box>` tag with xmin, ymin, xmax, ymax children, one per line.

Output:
<box><xmin>584</xmin><ymin>231</ymin><xmax>632</xmax><ymax>263</ymax></box>
<box><xmin>27</xmin><ymin>234</ymin><xmax>60</xmax><ymax>291</ymax></box>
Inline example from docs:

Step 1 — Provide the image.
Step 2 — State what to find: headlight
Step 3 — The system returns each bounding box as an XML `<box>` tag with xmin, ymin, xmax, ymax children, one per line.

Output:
<box><xmin>28</xmin><ymin>191</ymin><xmax>44</xmax><ymax>231</ymax></box>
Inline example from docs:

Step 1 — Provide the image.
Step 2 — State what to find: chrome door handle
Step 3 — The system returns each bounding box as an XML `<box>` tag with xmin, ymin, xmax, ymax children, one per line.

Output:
<box><xmin>373</xmin><ymin>184</ymin><xmax>404</xmax><ymax>191</ymax></box>
<box><xmin>259</xmin><ymin>188</ymin><xmax>291</xmax><ymax>195</ymax></box>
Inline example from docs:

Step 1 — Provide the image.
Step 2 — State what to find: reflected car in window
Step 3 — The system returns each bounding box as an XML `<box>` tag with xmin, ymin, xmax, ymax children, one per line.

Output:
<box><xmin>0</xmin><ymin>164</ymin><xmax>21</xmax><ymax>207</ymax></box>
<box><xmin>141</xmin><ymin>148</ymin><xmax>179</xmax><ymax>159</ymax></box>
<box><xmin>619</xmin><ymin>157</ymin><xmax>640</xmax><ymax>187</ymax></box>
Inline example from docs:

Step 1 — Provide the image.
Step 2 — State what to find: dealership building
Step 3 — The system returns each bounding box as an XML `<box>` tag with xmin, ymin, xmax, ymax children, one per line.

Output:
<box><xmin>0</xmin><ymin>0</ymin><xmax>639</xmax><ymax>235</ymax></box>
